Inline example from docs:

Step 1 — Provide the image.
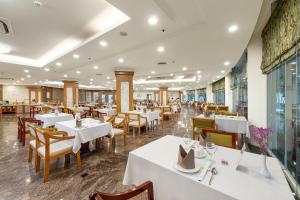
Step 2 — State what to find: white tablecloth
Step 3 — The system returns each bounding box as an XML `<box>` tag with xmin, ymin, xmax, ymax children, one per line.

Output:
<box><xmin>95</xmin><ymin>108</ymin><xmax>116</xmax><ymax>116</ymax></box>
<box><xmin>196</xmin><ymin>114</ymin><xmax>250</xmax><ymax>137</ymax></box>
<box><xmin>35</xmin><ymin>113</ymin><xmax>74</xmax><ymax>127</ymax></box>
<box><xmin>123</xmin><ymin>135</ymin><xmax>293</xmax><ymax>200</ymax></box>
<box><xmin>55</xmin><ymin>118</ymin><xmax>112</xmax><ymax>153</ymax></box>
<box><xmin>127</xmin><ymin>110</ymin><xmax>160</xmax><ymax>124</ymax></box>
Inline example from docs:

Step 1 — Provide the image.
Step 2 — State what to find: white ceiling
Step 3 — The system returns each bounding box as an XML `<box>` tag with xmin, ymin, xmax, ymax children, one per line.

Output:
<box><xmin>0</xmin><ymin>0</ymin><xmax>263</xmax><ymax>90</ymax></box>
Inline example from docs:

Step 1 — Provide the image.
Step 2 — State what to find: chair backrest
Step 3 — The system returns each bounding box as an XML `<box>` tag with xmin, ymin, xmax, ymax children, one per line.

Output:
<box><xmin>27</xmin><ymin>124</ymin><xmax>37</xmax><ymax>138</ymax></box>
<box><xmin>192</xmin><ymin>118</ymin><xmax>215</xmax><ymax>129</ymax></box>
<box><xmin>41</xmin><ymin>106</ymin><xmax>52</xmax><ymax>114</ymax></box>
<box><xmin>104</xmin><ymin>115</ymin><xmax>114</xmax><ymax>123</ymax></box>
<box><xmin>163</xmin><ymin>107</ymin><xmax>171</xmax><ymax>112</ymax></box>
<box><xmin>202</xmin><ymin>129</ymin><xmax>238</xmax><ymax>149</ymax></box>
<box><xmin>89</xmin><ymin>181</ymin><xmax>154</xmax><ymax>200</ymax></box>
<box><xmin>127</xmin><ymin>113</ymin><xmax>140</xmax><ymax>121</ymax></box>
<box><xmin>217</xmin><ymin>106</ymin><xmax>229</xmax><ymax>112</ymax></box>
<box><xmin>117</xmin><ymin>113</ymin><xmax>126</xmax><ymax>118</ymax></box>
<box><xmin>35</xmin><ymin>128</ymin><xmax>47</xmax><ymax>145</ymax></box>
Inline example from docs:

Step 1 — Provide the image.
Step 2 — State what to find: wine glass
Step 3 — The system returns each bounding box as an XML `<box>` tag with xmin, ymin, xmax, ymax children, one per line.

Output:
<box><xmin>183</xmin><ymin>132</ymin><xmax>192</xmax><ymax>148</ymax></box>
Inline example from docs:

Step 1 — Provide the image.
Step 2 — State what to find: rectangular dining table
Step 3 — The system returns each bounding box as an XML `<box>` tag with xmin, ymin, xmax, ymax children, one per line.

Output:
<box><xmin>55</xmin><ymin>118</ymin><xmax>112</xmax><ymax>153</ymax></box>
<box><xmin>35</xmin><ymin>113</ymin><xmax>74</xmax><ymax>127</ymax></box>
<box><xmin>123</xmin><ymin>135</ymin><xmax>294</xmax><ymax>200</ymax></box>
<box><xmin>95</xmin><ymin>108</ymin><xmax>116</xmax><ymax>116</ymax></box>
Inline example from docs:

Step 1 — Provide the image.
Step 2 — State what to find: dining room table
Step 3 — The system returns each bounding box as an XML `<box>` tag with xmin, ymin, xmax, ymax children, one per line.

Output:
<box><xmin>94</xmin><ymin>108</ymin><xmax>116</xmax><ymax>116</ymax></box>
<box><xmin>35</xmin><ymin>112</ymin><xmax>74</xmax><ymax>127</ymax></box>
<box><xmin>196</xmin><ymin>114</ymin><xmax>250</xmax><ymax>137</ymax></box>
<box><xmin>123</xmin><ymin>135</ymin><xmax>294</xmax><ymax>200</ymax></box>
<box><xmin>55</xmin><ymin>118</ymin><xmax>113</xmax><ymax>153</ymax></box>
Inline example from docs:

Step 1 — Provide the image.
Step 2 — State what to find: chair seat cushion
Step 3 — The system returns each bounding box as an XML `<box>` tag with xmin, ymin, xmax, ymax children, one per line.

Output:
<box><xmin>112</xmin><ymin>128</ymin><xmax>124</xmax><ymax>135</ymax></box>
<box><xmin>128</xmin><ymin>119</ymin><xmax>146</xmax><ymax>127</ymax></box>
<box><xmin>37</xmin><ymin>139</ymin><xmax>74</xmax><ymax>157</ymax></box>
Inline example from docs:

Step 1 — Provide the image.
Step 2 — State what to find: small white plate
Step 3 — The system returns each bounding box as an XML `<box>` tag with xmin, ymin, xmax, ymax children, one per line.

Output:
<box><xmin>174</xmin><ymin>162</ymin><xmax>201</xmax><ymax>174</ymax></box>
<box><xmin>195</xmin><ymin>151</ymin><xmax>207</xmax><ymax>159</ymax></box>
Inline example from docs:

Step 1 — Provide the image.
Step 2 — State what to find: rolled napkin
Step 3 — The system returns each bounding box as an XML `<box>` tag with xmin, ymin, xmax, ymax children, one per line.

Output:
<box><xmin>178</xmin><ymin>145</ymin><xmax>195</xmax><ymax>169</ymax></box>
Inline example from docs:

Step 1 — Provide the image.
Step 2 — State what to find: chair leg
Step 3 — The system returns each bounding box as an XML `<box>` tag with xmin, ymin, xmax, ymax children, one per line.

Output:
<box><xmin>35</xmin><ymin>154</ymin><xmax>41</xmax><ymax>172</ymax></box>
<box><xmin>108</xmin><ymin>137</ymin><xmax>113</xmax><ymax>153</ymax></box>
<box><xmin>138</xmin><ymin>127</ymin><xmax>141</xmax><ymax>136</ymax></box>
<box><xmin>28</xmin><ymin>146</ymin><xmax>33</xmax><ymax>162</ymax></box>
<box><xmin>76</xmin><ymin>152</ymin><xmax>81</xmax><ymax>170</ymax></box>
<box><xmin>43</xmin><ymin>158</ymin><xmax>49</xmax><ymax>182</ymax></box>
<box><xmin>123</xmin><ymin>134</ymin><xmax>126</xmax><ymax>145</ymax></box>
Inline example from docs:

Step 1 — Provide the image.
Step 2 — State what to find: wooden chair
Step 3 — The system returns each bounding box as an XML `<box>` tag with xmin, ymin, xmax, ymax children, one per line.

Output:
<box><xmin>162</xmin><ymin>106</ymin><xmax>173</xmax><ymax>120</ymax></box>
<box><xmin>40</xmin><ymin>106</ymin><xmax>53</xmax><ymax>114</ymax></box>
<box><xmin>34</xmin><ymin>128</ymin><xmax>81</xmax><ymax>182</ymax></box>
<box><xmin>112</xmin><ymin>116</ymin><xmax>127</xmax><ymax>145</ymax></box>
<box><xmin>0</xmin><ymin>106</ymin><xmax>2</xmax><ymax>120</ymax></box>
<box><xmin>27</xmin><ymin>125</ymin><xmax>57</xmax><ymax>163</ymax></box>
<box><xmin>217</xmin><ymin>106</ymin><xmax>229</xmax><ymax>112</ymax></box>
<box><xmin>202</xmin><ymin>129</ymin><xmax>238</xmax><ymax>149</ymax></box>
<box><xmin>17</xmin><ymin>116</ymin><xmax>42</xmax><ymax>146</ymax></box>
<box><xmin>154</xmin><ymin>107</ymin><xmax>163</xmax><ymax>129</ymax></box>
<box><xmin>89</xmin><ymin>181</ymin><xmax>154</xmax><ymax>200</ymax></box>
<box><xmin>192</xmin><ymin>118</ymin><xmax>216</xmax><ymax>140</ymax></box>
<box><xmin>126</xmin><ymin>113</ymin><xmax>147</xmax><ymax>136</ymax></box>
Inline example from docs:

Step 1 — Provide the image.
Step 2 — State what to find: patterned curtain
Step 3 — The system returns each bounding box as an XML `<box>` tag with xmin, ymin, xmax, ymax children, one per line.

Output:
<box><xmin>196</xmin><ymin>88</ymin><xmax>206</xmax><ymax>95</ymax></box>
<box><xmin>212</xmin><ymin>78</ymin><xmax>225</xmax><ymax>92</ymax></box>
<box><xmin>231</xmin><ymin>50</ymin><xmax>247</xmax><ymax>89</ymax></box>
<box><xmin>261</xmin><ymin>0</ymin><xmax>299</xmax><ymax>73</ymax></box>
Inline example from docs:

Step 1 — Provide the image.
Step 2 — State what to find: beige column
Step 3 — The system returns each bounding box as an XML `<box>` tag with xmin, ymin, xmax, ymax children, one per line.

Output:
<box><xmin>28</xmin><ymin>86</ymin><xmax>42</xmax><ymax>103</ymax></box>
<box><xmin>115</xmin><ymin>71</ymin><xmax>134</xmax><ymax>113</ymax></box>
<box><xmin>63</xmin><ymin>80</ymin><xmax>78</xmax><ymax>107</ymax></box>
<box><xmin>0</xmin><ymin>85</ymin><xmax>3</xmax><ymax>101</ymax></box>
<box><xmin>179</xmin><ymin>91</ymin><xmax>183</xmax><ymax>102</ymax></box>
<box><xmin>154</xmin><ymin>91</ymin><xmax>159</xmax><ymax>102</ymax></box>
<box><xmin>159</xmin><ymin>87</ymin><xmax>168</xmax><ymax>106</ymax></box>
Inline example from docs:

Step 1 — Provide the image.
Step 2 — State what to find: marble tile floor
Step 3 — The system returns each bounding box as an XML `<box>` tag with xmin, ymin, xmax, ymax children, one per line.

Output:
<box><xmin>0</xmin><ymin>106</ymin><xmax>199</xmax><ymax>200</ymax></box>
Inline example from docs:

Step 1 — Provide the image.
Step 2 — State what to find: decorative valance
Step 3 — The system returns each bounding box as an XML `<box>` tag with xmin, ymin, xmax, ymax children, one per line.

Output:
<box><xmin>212</xmin><ymin>78</ymin><xmax>225</xmax><ymax>92</ymax></box>
<box><xmin>261</xmin><ymin>0</ymin><xmax>299</xmax><ymax>73</ymax></box>
<box><xmin>196</xmin><ymin>88</ymin><xmax>206</xmax><ymax>95</ymax></box>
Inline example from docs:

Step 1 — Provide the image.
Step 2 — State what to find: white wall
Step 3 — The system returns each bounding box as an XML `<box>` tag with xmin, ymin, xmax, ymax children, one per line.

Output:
<box><xmin>206</xmin><ymin>84</ymin><xmax>213</xmax><ymax>103</ymax></box>
<box><xmin>225</xmin><ymin>73</ymin><xmax>233</xmax><ymax>111</ymax></box>
<box><xmin>134</xmin><ymin>91</ymin><xmax>154</xmax><ymax>100</ymax></box>
<box><xmin>247</xmin><ymin>34</ymin><xmax>267</xmax><ymax>127</ymax></box>
<box><xmin>3</xmin><ymin>85</ymin><xmax>29</xmax><ymax>103</ymax></box>
<box><xmin>168</xmin><ymin>91</ymin><xmax>179</xmax><ymax>99</ymax></box>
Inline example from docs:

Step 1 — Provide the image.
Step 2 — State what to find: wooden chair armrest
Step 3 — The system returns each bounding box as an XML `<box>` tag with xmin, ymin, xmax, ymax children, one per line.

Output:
<box><xmin>48</xmin><ymin>134</ymin><xmax>75</xmax><ymax>140</ymax></box>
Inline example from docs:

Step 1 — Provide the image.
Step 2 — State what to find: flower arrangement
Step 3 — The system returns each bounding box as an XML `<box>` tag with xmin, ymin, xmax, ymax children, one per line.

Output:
<box><xmin>249</xmin><ymin>125</ymin><xmax>272</xmax><ymax>154</ymax></box>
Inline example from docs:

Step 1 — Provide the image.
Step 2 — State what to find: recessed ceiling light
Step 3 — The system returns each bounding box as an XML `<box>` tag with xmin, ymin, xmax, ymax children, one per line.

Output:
<box><xmin>76</xmin><ymin>70</ymin><xmax>81</xmax><ymax>74</ymax></box>
<box><xmin>148</xmin><ymin>16</ymin><xmax>158</xmax><ymax>25</ymax></box>
<box><xmin>170</xmin><ymin>73</ymin><xmax>174</xmax><ymax>76</ymax></box>
<box><xmin>0</xmin><ymin>43</ymin><xmax>11</xmax><ymax>54</ymax></box>
<box><xmin>216</xmin><ymin>75</ymin><xmax>221</xmax><ymax>78</ymax></box>
<box><xmin>147</xmin><ymin>76</ymin><xmax>151</xmax><ymax>78</ymax></box>
<box><xmin>63</xmin><ymin>74</ymin><xmax>68</xmax><ymax>78</ymax></box>
<box><xmin>107</xmin><ymin>76</ymin><xmax>110</xmax><ymax>80</ymax></box>
<box><xmin>221</xmin><ymin>70</ymin><xmax>225</xmax><ymax>74</ymax></box>
<box><xmin>157</xmin><ymin>46</ymin><xmax>165</xmax><ymax>52</ymax></box>
<box><xmin>26</xmin><ymin>74</ymin><xmax>31</xmax><ymax>78</ymax></box>
<box><xmin>45</xmin><ymin>79</ymin><xmax>48</xmax><ymax>81</ymax></box>
<box><xmin>99</xmin><ymin>41</ymin><xmax>107</xmax><ymax>47</ymax></box>
<box><xmin>16</xmin><ymin>80</ymin><xmax>20</xmax><ymax>83</ymax></box>
<box><xmin>73</xmin><ymin>54</ymin><xmax>79</xmax><ymax>59</ymax></box>
<box><xmin>56</xmin><ymin>62</ymin><xmax>62</xmax><ymax>66</ymax></box>
<box><xmin>228</xmin><ymin>25</ymin><xmax>238</xmax><ymax>33</ymax></box>
<box><xmin>212</xmin><ymin>79</ymin><xmax>215</xmax><ymax>82</ymax></box>
<box><xmin>34</xmin><ymin>82</ymin><xmax>38</xmax><ymax>85</ymax></box>
<box><xmin>198</xmin><ymin>75</ymin><xmax>202</xmax><ymax>78</ymax></box>
<box><xmin>182</xmin><ymin>66</ymin><xmax>187</xmax><ymax>71</ymax></box>
<box><xmin>21</xmin><ymin>78</ymin><xmax>24</xmax><ymax>81</ymax></box>
<box><xmin>224</xmin><ymin>61</ymin><xmax>230</xmax><ymax>66</ymax></box>
<box><xmin>90</xmin><ymin>78</ymin><xmax>94</xmax><ymax>81</ymax></box>
<box><xmin>93</xmin><ymin>65</ymin><xmax>99</xmax><ymax>70</ymax></box>
<box><xmin>197</xmin><ymin>70</ymin><xmax>201</xmax><ymax>74</ymax></box>
<box><xmin>118</xmin><ymin>58</ymin><xmax>124</xmax><ymax>63</ymax></box>
<box><xmin>24</xmin><ymin>69</ymin><xmax>29</xmax><ymax>73</ymax></box>
<box><xmin>44</xmin><ymin>68</ymin><xmax>50</xmax><ymax>71</ymax></box>
<box><xmin>151</xmin><ymin>71</ymin><xmax>155</xmax><ymax>74</ymax></box>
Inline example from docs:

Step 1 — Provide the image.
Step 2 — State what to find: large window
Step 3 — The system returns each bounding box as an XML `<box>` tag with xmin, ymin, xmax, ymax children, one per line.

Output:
<box><xmin>267</xmin><ymin>53</ymin><xmax>299</xmax><ymax>184</ymax></box>
<box><xmin>212</xmin><ymin>78</ymin><xmax>225</xmax><ymax>105</ymax></box>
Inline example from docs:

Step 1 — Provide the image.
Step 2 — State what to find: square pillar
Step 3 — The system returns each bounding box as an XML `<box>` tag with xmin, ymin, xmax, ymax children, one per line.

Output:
<box><xmin>115</xmin><ymin>71</ymin><xmax>134</xmax><ymax>113</ymax></box>
<box><xmin>159</xmin><ymin>87</ymin><xmax>168</xmax><ymax>106</ymax></box>
<box><xmin>63</xmin><ymin>80</ymin><xmax>78</xmax><ymax>108</ymax></box>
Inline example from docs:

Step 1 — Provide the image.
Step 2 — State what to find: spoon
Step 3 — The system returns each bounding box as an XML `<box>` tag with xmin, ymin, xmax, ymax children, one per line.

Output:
<box><xmin>209</xmin><ymin>167</ymin><xmax>217</xmax><ymax>185</ymax></box>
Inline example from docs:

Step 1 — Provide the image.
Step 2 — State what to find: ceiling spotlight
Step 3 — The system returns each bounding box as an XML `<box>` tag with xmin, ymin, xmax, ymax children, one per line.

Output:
<box><xmin>44</xmin><ymin>68</ymin><xmax>50</xmax><ymax>71</ymax></box>
<box><xmin>0</xmin><ymin>43</ymin><xmax>11</xmax><ymax>54</ymax></box>
<box><xmin>221</xmin><ymin>70</ymin><xmax>226</xmax><ymax>74</ymax></box>
<box><xmin>76</xmin><ymin>70</ymin><xmax>81</xmax><ymax>74</ymax></box>
<box><xmin>216</xmin><ymin>75</ymin><xmax>221</xmax><ymax>78</ymax></box>
<box><xmin>26</xmin><ymin>74</ymin><xmax>31</xmax><ymax>78</ymax></box>
<box><xmin>224</xmin><ymin>61</ymin><xmax>230</xmax><ymax>66</ymax></box>
<box><xmin>147</xmin><ymin>76</ymin><xmax>151</xmax><ymax>78</ymax></box>
<box><xmin>93</xmin><ymin>65</ymin><xmax>99</xmax><ymax>70</ymax></box>
<box><xmin>24</xmin><ymin>69</ymin><xmax>29</xmax><ymax>73</ymax></box>
<box><xmin>90</xmin><ymin>78</ymin><xmax>94</xmax><ymax>81</ymax></box>
<box><xmin>106</xmin><ymin>76</ymin><xmax>110</xmax><ymax>80</ymax></box>
<box><xmin>182</xmin><ymin>66</ymin><xmax>187</xmax><ymax>71</ymax></box>
<box><xmin>148</xmin><ymin>16</ymin><xmax>158</xmax><ymax>25</ymax></box>
<box><xmin>212</xmin><ymin>79</ymin><xmax>215</xmax><ymax>82</ymax></box>
<box><xmin>228</xmin><ymin>25</ymin><xmax>238</xmax><ymax>33</ymax></box>
<box><xmin>73</xmin><ymin>54</ymin><xmax>79</xmax><ymax>59</ymax></box>
<box><xmin>170</xmin><ymin>73</ymin><xmax>174</xmax><ymax>76</ymax></box>
<box><xmin>56</xmin><ymin>62</ymin><xmax>62</xmax><ymax>66</ymax></box>
<box><xmin>99</xmin><ymin>41</ymin><xmax>107</xmax><ymax>47</ymax></box>
<box><xmin>118</xmin><ymin>58</ymin><xmax>124</xmax><ymax>63</ymax></box>
<box><xmin>197</xmin><ymin>70</ymin><xmax>201</xmax><ymax>74</ymax></box>
<box><xmin>157</xmin><ymin>46</ymin><xmax>165</xmax><ymax>52</ymax></box>
<box><xmin>151</xmin><ymin>71</ymin><xmax>155</xmax><ymax>74</ymax></box>
<box><xmin>198</xmin><ymin>75</ymin><xmax>202</xmax><ymax>78</ymax></box>
<box><xmin>34</xmin><ymin>82</ymin><xmax>38</xmax><ymax>85</ymax></box>
<box><xmin>63</xmin><ymin>74</ymin><xmax>68</xmax><ymax>78</ymax></box>
<box><xmin>21</xmin><ymin>78</ymin><xmax>24</xmax><ymax>81</ymax></box>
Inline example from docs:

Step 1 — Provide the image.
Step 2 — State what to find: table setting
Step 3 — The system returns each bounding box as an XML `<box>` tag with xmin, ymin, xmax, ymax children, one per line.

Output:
<box><xmin>35</xmin><ymin>112</ymin><xmax>74</xmax><ymax>127</ymax></box>
<box><xmin>123</xmin><ymin>135</ymin><xmax>294</xmax><ymax>200</ymax></box>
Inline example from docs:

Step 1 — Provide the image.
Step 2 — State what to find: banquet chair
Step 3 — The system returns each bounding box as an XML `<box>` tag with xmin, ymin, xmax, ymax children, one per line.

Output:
<box><xmin>192</xmin><ymin>118</ymin><xmax>216</xmax><ymax>140</ymax></box>
<box><xmin>162</xmin><ymin>106</ymin><xmax>173</xmax><ymax>120</ymax></box>
<box><xmin>126</xmin><ymin>113</ymin><xmax>147</xmax><ymax>136</ymax></box>
<box><xmin>18</xmin><ymin>116</ymin><xmax>42</xmax><ymax>146</ymax></box>
<box><xmin>27</xmin><ymin>124</ymin><xmax>57</xmax><ymax>163</ymax></box>
<box><xmin>154</xmin><ymin>107</ymin><xmax>163</xmax><ymax>129</ymax></box>
<box><xmin>80</xmin><ymin>111</ymin><xmax>89</xmax><ymax>119</ymax></box>
<box><xmin>0</xmin><ymin>106</ymin><xmax>2</xmax><ymax>120</ymax></box>
<box><xmin>217</xmin><ymin>106</ymin><xmax>229</xmax><ymax>112</ymax></box>
<box><xmin>40</xmin><ymin>106</ymin><xmax>53</xmax><ymax>114</ymax></box>
<box><xmin>202</xmin><ymin>129</ymin><xmax>238</xmax><ymax>149</ymax></box>
<box><xmin>34</xmin><ymin>128</ymin><xmax>81</xmax><ymax>182</ymax></box>
<box><xmin>89</xmin><ymin>181</ymin><xmax>154</xmax><ymax>200</ymax></box>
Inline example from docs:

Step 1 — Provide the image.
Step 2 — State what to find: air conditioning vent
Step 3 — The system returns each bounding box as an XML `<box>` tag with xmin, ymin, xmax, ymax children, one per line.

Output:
<box><xmin>157</xmin><ymin>62</ymin><xmax>167</xmax><ymax>65</ymax></box>
<box><xmin>96</xmin><ymin>73</ymin><xmax>103</xmax><ymax>76</ymax></box>
<box><xmin>0</xmin><ymin>77</ymin><xmax>14</xmax><ymax>80</ymax></box>
<box><xmin>0</xmin><ymin>18</ymin><xmax>13</xmax><ymax>35</ymax></box>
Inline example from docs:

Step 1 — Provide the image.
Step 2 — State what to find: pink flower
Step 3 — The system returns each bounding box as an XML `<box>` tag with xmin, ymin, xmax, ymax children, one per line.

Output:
<box><xmin>249</xmin><ymin>125</ymin><xmax>272</xmax><ymax>154</ymax></box>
